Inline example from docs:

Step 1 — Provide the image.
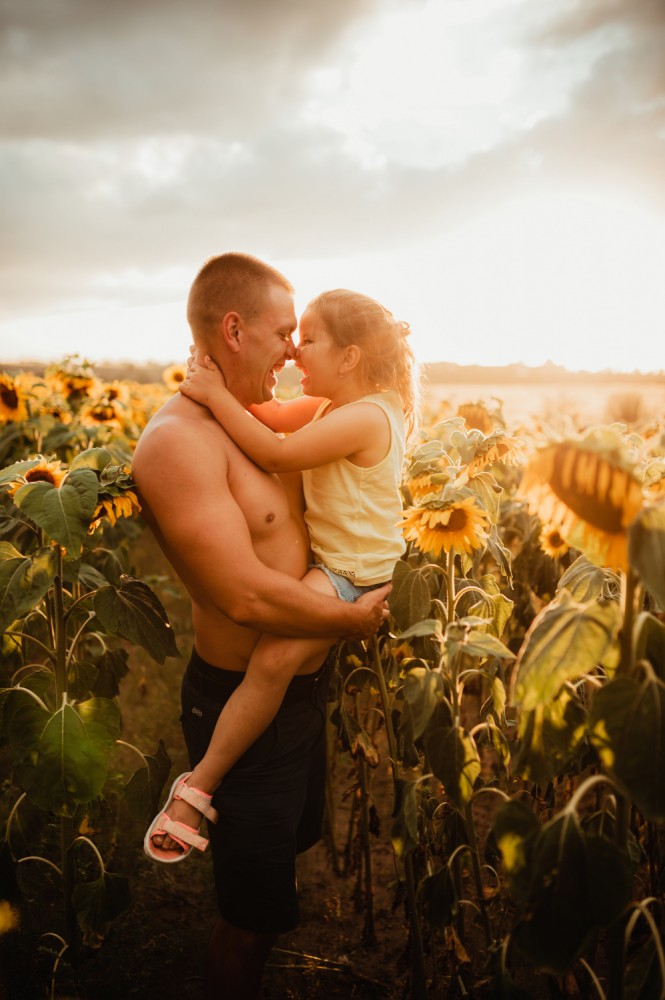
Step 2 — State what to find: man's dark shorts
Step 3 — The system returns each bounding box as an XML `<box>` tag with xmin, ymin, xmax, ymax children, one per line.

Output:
<box><xmin>180</xmin><ymin>648</ymin><xmax>330</xmax><ymax>934</ymax></box>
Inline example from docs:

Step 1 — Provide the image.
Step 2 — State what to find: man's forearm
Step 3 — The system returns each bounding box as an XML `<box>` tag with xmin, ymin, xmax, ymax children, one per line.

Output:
<box><xmin>224</xmin><ymin>570</ymin><xmax>373</xmax><ymax>639</ymax></box>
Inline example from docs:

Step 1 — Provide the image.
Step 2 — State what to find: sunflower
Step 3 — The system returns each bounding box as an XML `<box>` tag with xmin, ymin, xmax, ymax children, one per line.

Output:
<box><xmin>6</xmin><ymin>458</ymin><xmax>66</xmax><ymax>498</ymax></box>
<box><xmin>0</xmin><ymin>374</ymin><xmax>28</xmax><ymax>422</ymax></box>
<box><xmin>539</xmin><ymin>524</ymin><xmax>570</xmax><ymax>560</ymax></box>
<box><xmin>457</xmin><ymin>402</ymin><xmax>495</xmax><ymax>435</ymax></box>
<box><xmin>467</xmin><ymin>433</ymin><xmax>523</xmax><ymax>475</ymax></box>
<box><xmin>163</xmin><ymin>363</ymin><xmax>187</xmax><ymax>392</ymax></box>
<box><xmin>89</xmin><ymin>490</ymin><xmax>142</xmax><ymax>532</ymax></box>
<box><xmin>402</xmin><ymin>495</ymin><xmax>490</xmax><ymax>558</ymax></box>
<box><xmin>79</xmin><ymin>399</ymin><xmax>123</xmax><ymax>429</ymax></box>
<box><xmin>520</xmin><ymin>437</ymin><xmax>643</xmax><ymax>570</ymax></box>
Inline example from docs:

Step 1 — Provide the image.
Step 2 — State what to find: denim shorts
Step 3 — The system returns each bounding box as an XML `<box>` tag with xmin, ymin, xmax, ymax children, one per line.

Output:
<box><xmin>311</xmin><ymin>562</ymin><xmax>388</xmax><ymax>602</ymax></box>
<box><xmin>180</xmin><ymin>648</ymin><xmax>330</xmax><ymax>934</ymax></box>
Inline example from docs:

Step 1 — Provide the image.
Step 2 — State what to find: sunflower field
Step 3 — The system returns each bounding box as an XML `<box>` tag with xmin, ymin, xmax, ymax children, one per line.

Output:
<box><xmin>1</xmin><ymin>357</ymin><xmax>665</xmax><ymax>1000</ymax></box>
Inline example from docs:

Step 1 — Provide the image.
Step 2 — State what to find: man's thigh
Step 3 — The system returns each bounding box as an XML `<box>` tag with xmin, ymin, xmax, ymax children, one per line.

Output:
<box><xmin>180</xmin><ymin>658</ymin><xmax>329</xmax><ymax>933</ymax></box>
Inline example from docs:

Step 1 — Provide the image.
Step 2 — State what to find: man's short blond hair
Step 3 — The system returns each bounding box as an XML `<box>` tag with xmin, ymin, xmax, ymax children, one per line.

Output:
<box><xmin>187</xmin><ymin>253</ymin><xmax>293</xmax><ymax>348</ymax></box>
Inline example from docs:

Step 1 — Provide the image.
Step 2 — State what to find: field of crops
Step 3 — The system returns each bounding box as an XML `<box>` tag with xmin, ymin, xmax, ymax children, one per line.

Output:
<box><xmin>1</xmin><ymin>355</ymin><xmax>664</xmax><ymax>1000</ymax></box>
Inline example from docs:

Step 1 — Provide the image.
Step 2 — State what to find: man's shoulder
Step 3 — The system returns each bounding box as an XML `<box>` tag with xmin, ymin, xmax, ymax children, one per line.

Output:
<box><xmin>133</xmin><ymin>398</ymin><xmax>228</xmax><ymax>476</ymax></box>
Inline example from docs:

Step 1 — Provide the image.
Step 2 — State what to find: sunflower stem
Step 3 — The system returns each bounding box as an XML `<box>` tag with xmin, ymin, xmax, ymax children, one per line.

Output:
<box><xmin>446</xmin><ymin>548</ymin><xmax>456</xmax><ymax>626</ymax></box>
<box><xmin>617</xmin><ymin>569</ymin><xmax>637</xmax><ymax>678</ymax></box>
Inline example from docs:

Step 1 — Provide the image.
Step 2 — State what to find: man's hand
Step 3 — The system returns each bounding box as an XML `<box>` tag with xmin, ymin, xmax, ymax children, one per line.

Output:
<box><xmin>346</xmin><ymin>583</ymin><xmax>392</xmax><ymax>640</ymax></box>
<box><xmin>180</xmin><ymin>354</ymin><xmax>226</xmax><ymax>407</ymax></box>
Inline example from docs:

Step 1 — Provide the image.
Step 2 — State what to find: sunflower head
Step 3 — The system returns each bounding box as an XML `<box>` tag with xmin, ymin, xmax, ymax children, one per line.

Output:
<box><xmin>46</xmin><ymin>356</ymin><xmax>100</xmax><ymax>402</ymax></box>
<box><xmin>457</xmin><ymin>402</ymin><xmax>497</xmax><ymax>435</ymax></box>
<box><xmin>539</xmin><ymin>524</ymin><xmax>570</xmax><ymax>560</ymax></box>
<box><xmin>402</xmin><ymin>494</ymin><xmax>490</xmax><ymax>558</ymax></box>
<box><xmin>163</xmin><ymin>363</ymin><xmax>187</xmax><ymax>392</ymax></box>
<box><xmin>79</xmin><ymin>400</ymin><xmax>123</xmax><ymax>429</ymax></box>
<box><xmin>520</xmin><ymin>429</ymin><xmax>643</xmax><ymax>570</ymax></box>
<box><xmin>89</xmin><ymin>490</ymin><xmax>142</xmax><ymax>532</ymax></box>
<box><xmin>6</xmin><ymin>458</ymin><xmax>66</xmax><ymax>498</ymax></box>
<box><xmin>0</xmin><ymin>373</ymin><xmax>28</xmax><ymax>423</ymax></box>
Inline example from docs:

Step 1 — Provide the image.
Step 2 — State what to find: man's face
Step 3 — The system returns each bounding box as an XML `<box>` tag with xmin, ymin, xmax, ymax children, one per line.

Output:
<box><xmin>238</xmin><ymin>284</ymin><xmax>297</xmax><ymax>405</ymax></box>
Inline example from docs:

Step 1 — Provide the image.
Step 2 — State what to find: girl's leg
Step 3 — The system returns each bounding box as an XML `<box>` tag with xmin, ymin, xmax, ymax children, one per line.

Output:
<box><xmin>152</xmin><ymin>568</ymin><xmax>336</xmax><ymax>853</ymax></box>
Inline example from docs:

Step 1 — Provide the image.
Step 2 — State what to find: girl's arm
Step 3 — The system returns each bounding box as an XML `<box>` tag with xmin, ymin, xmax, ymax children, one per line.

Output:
<box><xmin>180</xmin><ymin>357</ymin><xmax>384</xmax><ymax>473</ymax></box>
<box><xmin>249</xmin><ymin>393</ymin><xmax>324</xmax><ymax>432</ymax></box>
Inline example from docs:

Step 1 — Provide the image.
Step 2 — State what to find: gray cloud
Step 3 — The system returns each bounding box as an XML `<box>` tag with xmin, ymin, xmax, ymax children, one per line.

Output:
<box><xmin>1</xmin><ymin>0</ymin><xmax>664</xmax><ymax>322</ymax></box>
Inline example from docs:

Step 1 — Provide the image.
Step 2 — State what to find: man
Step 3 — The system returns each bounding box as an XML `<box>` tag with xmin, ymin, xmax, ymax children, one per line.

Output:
<box><xmin>132</xmin><ymin>253</ymin><xmax>389</xmax><ymax>1000</ymax></box>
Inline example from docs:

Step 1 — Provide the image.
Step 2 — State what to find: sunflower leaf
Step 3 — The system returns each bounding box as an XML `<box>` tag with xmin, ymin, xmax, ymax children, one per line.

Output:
<box><xmin>494</xmin><ymin>805</ymin><xmax>632</xmax><ymax>975</ymax></box>
<box><xmin>123</xmin><ymin>739</ymin><xmax>172</xmax><ymax>822</ymax></box>
<box><xmin>629</xmin><ymin>504</ymin><xmax>665</xmax><ymax>610</ymax></box>
<box><xmin>401</xmin><ymin>666</ymin><xmax>445</xmax><ymax>740</ymax></box>
<box><xmin>426</xmin><ymin>723</ymin><xmax>481</xmax><ymax>809</ymax></box>
<box><xmin>70</xmin><ymin>448</ymin><xmax>114</xmax><ymax>473</ymax></box>
<box><xmin>557</xmin><ymin>555</ymin><xmax>619</xmax><ymax>603</ymax></box>
<box><xmin>72</xmin><ymin>872</ymin><xmax>131</xmax><ymax>948</ymax></box>
<box><xmin>0</xmin><ymin>546</ymin><xmax>59</xmax><ymax>633</ymax></box>
<box><xmin>513</xmin><ymin>688</ymin><xmax>587</xmax><ymax>786</ymax></box>
<box><xmin>589</xmin><ymin>670</ymin><xmax>665</xmax><ymax>821</ymax></box>
<box><xmin>19</xmin><ymin>698</ymin><xmax>120</xmax><ymax>815</ymax></box>
<box><xmin>389</xmin><ymin>561</ymin><xmax>432</xmax><ymax>631</ymax></box>
<box><xmin>14</xmin><ymin>469</ymin><xmax>99</xmax><ymax>553</ymax></box>
<box><xmin>93</xmin><ymin>576</ymin><xmax>178</xmax><ymax>663</ymax></box>
<box><xmin>390</xmin><ymin>776</ymin><xmax>418</xmax><ymax>860</ymax></box>
<box><xmin>0</xmin><ymin>459</ymin><xmax>41</xmax><ymax>487</ymax></box>
<box><xmin>514</xmin><ymin>591</ymin><xmax>621</xmax><ymax>711</ymax></box>
<box><xmin>461</xmin><ymin>629</ymin><xmax>515</xmax><ymax>661</ymax></box>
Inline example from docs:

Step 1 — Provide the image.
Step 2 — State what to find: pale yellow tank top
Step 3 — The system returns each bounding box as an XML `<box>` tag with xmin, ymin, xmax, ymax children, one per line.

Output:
<box><xmin>302</xmin><ymin>390</ymin><xmax>406</xmax><ymax>585</ymax></box>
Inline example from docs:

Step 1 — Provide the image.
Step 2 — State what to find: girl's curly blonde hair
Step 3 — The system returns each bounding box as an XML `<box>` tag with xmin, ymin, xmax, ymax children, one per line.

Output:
<box><xmin>306</xmin><ymin>289</ymin><xmax>421</xmax><ymax>438</ymax></box>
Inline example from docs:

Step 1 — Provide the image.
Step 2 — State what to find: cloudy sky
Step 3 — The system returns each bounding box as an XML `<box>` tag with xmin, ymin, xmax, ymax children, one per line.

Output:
<box><xmin>1</xmin><ymin>0</ymin><xmax>664</xmax><ymax>372</ymax></box>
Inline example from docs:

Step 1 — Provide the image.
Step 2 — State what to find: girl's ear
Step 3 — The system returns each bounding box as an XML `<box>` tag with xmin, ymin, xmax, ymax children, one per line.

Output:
<box><xmin>339</xmin><ymin>344</ymin><xmax>361</xmax><ymax>376</ymax></box>
<box><xmin>220</xmin><ymin>311</ymin><xmax>242</xmax><ymax>353</ymax></box>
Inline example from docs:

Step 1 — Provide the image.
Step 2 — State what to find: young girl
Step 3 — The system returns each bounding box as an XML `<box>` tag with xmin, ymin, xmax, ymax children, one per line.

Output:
<box><xmin>145</xmin><ymin>289</ymin><xmax>418</xmax><ymax>861</ymax></box>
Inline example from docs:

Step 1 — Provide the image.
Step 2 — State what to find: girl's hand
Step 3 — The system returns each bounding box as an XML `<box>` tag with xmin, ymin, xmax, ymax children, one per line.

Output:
<box><xmin>180</xmin><ymin>355</ymin><xmax>226</xmax><ymax>406</ymax></box>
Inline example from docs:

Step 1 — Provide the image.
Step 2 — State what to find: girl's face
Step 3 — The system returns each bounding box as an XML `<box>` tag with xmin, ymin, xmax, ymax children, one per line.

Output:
<box><xmin>296</xmin><ymin>309</ymin><xmax>344</xmax><ymax>397</ymax></box>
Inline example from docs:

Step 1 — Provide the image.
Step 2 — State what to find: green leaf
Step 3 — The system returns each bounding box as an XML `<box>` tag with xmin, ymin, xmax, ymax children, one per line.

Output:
<box><xmin>514</xmin><ymin>591</ymin><xmax>621</xmax><ymax>711</ymax></box>
<box><xmin>0</xmin><ymin>459</ymin><xmax>42</xmax><ymax>487</ymax></box>
<box><xmin>389</xmin><ymin>561</ymin><xmax>433</xmax><ymax>631</ymax></box>
<box><xmin>557</xmin><ymin>555</ymin><xmax>618</xmax><ymax>603</ymax></box>
<box><xmin>23</xmin><ymin>698</ymin><xmax>121</xmax><ymax>815</ymax></box>
<box><xmin>69</xmin><ymin>448</ymin><xmax>114</xmax><ymax>473</ymax></box>
<box><xmin>494</xmin><ymin>804</ymin><xmax>632</xmax><ymax>975</ymax></box>
<box><xmin>0</xmin><ymin>541</ymin><xmax>23</xmax><ymax>560</ymax></box>
<box><xmin>92</xmin><ymin>649</ymin><xmax>130</xmax><ymax>698</ymax></box>
<box><xmin>1</xmin><ymin>688</ymin><xmax>50</xmax><ymax>758</ymax></box>
<box><xmin>390</xmin><ymin>777</ymin><xmax>418</xmax><ymax>859</ymax></box>
<box><xmin>513</xmin><ymin>688</ymin><xmax>587</xmax><ymax>786</ymax></box>
<box><xmin>634</xmin><ymin>612</ymin><xmax>665</xmax><ymax>683</ymax></box>
<box><xmin>0</xmin><ymin>546</ymin><xmax>58</xmax><ymax>633</ymax></box>
<box><xmin>398</xmin><ymin>618</ymin><xmax>444</xmax><ymax>642</ymax></box>
<box><xmin>466</xmin><ymin>472</ymin><xmax>501</xmax><ymax>521</ymax></box>
<box><xmin>426</xmin><ymin>724</ymin><xmax>480</xmax><ymax>809</ymax></box>
<box><xmin>589</xmin><ymin>671</ymin><xmax>665</xmax><ymax>821</ymax></box>
<box><xmin>401</xmin><ymin>666</ymin><xmax>445</xmax><ymax>740</ymax></box>
<box><xmin>123</xmin><ymin>740</ymin><xmax>172</xmax><ymax>823</ymax></box>
<box><xmin>93</xmin><ymin>575</ymin><xmax>178</xmax><ymax>663</ymax></box>
<box><xmin>469</xmin><ymin>574</ymin><xmax>514</xmax><ymax>638</ymax></box>
<box><xmin>630</xmin><ymin>504</ymin><xmax>665</xmax><ymax>610</ymax></box>
<box><xmin>461</xmin><ymin>629</ymin><xmax>515</xmax><ymax>661</ymax></box>
<box><xmin>72</xmin><ymin>872</ymin><xmax>131</xmax><ymax>947</ymax></box>
<box><xmin>486</xmin><ymin>523</ymin><xmax>512</xmax><ymax>584</ymax></box>
<box><xmin>14</xmin><ymin>469</ymin><xmax>99</xmax><ymax>553</ymax></box>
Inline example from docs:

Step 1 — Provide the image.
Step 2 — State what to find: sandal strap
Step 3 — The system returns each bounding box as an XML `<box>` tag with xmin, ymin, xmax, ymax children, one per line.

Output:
<box><xmin>159</xmin><ymin>815</ymin><xmax>209</xmax><ymax>852</ymax></box>
<box><xmin>175</xmin><ymin>780</ymin><xmax>219</xmax><ymax>824</ymax></box>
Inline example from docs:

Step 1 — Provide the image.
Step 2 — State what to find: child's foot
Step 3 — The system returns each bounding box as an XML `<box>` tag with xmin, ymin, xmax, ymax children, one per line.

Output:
<box><xmin>144</xmin><ymin>773</ymin><xmax>218</xmax><ymax>863</ymax></box>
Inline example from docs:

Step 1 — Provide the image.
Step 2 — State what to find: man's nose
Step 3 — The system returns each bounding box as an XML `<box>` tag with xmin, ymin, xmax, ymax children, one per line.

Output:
<box><xmin>284</xmin><ymin>337</ymin><xmax>296</xmax><ymax>360</ymax></box>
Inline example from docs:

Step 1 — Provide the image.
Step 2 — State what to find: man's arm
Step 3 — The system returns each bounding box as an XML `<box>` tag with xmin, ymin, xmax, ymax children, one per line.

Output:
<box><xmin>133</xmin><ymin>417</ymin><xmax>388</xmax><ymax>639</ymax></box>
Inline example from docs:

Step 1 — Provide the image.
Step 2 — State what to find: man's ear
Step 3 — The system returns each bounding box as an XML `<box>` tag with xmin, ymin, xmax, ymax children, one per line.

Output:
<box><xmin>220</xmin><ymin>311</ymin><xmax>242</xmax><ymax>353</ymax></box>
<box><xmin>339</xmin><ymin>344</ymin><xmax>362</xmax><ymax>376</ymax></box>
